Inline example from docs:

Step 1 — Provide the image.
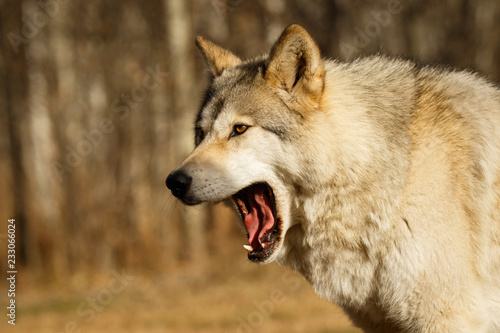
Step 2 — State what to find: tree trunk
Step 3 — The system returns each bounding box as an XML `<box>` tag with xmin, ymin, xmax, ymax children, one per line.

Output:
<box><xmin>1</xmin><ymin>0</ymin><xmax>30</xmax><ymax>267</ymax></box>
<box><xmin>165</xmin><ymin>0</ymin><xmax>208</xmax><ymax>264</ymax></box>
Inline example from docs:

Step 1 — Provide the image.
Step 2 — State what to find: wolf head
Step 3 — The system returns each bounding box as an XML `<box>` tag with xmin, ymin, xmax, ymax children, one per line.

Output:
<box><xmin>166</xmin><ymin>25</ymin><xmax>326</xmax><ymax>263</ymax></box>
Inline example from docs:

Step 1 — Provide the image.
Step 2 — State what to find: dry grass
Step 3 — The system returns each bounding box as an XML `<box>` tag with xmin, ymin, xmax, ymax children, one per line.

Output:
<box><xmin>2</xmin><ymin>257</ymin><xmax>362</xmax><ymax>333</ymax></box>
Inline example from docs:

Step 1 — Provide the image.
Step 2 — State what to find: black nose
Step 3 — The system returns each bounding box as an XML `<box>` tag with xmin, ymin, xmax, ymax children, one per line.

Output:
<box><xmin>166</xmin><ymin>171</ymin><xmax>192</xmax><ymax>199</ymax></box>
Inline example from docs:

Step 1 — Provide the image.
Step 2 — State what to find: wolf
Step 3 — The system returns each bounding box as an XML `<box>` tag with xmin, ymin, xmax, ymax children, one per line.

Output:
<box><xmin>166</xmin><ymin>24</ymin><xmax>500</xmax><ymax>332</ymax></box>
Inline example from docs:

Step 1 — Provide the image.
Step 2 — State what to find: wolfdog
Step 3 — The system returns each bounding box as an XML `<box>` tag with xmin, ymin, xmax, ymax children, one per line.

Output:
<box><xmin>166</xmin><ymin>24</ymin><xmax>500</xmax><ymax>332</ymax></box>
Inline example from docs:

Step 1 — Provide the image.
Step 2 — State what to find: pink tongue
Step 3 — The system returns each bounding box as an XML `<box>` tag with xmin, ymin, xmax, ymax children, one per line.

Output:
<box><xmin>243</xmin><ymin>185</ymin><xmax>274</xmax><ymax>250</ymax></box>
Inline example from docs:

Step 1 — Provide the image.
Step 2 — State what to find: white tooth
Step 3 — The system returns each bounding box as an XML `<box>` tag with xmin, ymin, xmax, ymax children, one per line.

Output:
<box><xmin>243</xmin><ymin>245</ymin><xmax>253</xmax><ymax>252</ymax></box>
<box><xmin>261</xmin><ymin>243</ymin><xmax>267</xmax><ymax>249</ymax></box>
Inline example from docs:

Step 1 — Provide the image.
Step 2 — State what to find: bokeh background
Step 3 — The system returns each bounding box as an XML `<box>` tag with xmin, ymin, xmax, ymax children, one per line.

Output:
<box><xmin>1</xmin><ymin>0</ymin><xmax>499</xmax><ymax>332</ymax></box>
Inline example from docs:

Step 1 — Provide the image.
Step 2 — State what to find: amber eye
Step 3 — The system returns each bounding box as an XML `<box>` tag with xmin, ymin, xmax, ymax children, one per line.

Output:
<box><xmin>233</xmin><ymin>124</ymin><xmax>249</xmax><ymax>135</ymax></box>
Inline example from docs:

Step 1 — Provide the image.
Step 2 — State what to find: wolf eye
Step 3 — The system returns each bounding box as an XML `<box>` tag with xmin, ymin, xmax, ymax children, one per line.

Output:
<box><xmin>233</xmin><ymin>124</ymin><xmax>249</xmax><ymax>135</ymax></box>
<box><xmin>195</xmin><ymin>127</ymin><xmax>205</xmax><ymax>145</ymax></box>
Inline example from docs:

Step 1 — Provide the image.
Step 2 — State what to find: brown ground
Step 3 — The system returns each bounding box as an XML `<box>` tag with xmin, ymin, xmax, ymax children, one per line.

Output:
<box><xmin>1</xmin><ymin>257</ymin><xmax>362</xmax><ymax>333</ymax></box>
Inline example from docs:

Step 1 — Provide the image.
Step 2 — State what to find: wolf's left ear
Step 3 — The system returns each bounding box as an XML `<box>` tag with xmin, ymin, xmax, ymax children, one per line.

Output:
<box><xmin>196</xmin><ymin>36</ymin><xmax>241</xmax><ymax>77</ymax></box>
<box><xmin>265</xmin><ymin>25</ymin><xmax>324</xmax><ymax>109</ymax></box>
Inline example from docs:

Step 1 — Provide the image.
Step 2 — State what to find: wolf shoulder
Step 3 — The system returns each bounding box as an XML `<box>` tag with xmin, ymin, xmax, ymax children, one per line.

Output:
<box><xmin>324</xmin><ymin>55</ymin><xmax>499</xmax><ymax>114</ymax></box>
<box><xmin>322</xmin><ymin>55</ymin><xmax>500</xmax><ymax>152</ymax></box>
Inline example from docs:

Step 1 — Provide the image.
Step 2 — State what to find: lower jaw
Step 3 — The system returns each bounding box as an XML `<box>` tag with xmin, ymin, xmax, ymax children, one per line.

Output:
<box><xmin>247</xmin><ymin>241</ymin><xmax>278</xmax><ymax>262</ymax></box>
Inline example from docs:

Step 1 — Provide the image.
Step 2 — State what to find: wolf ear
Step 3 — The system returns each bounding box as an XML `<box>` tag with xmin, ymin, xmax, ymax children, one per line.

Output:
<box><xmin>265</xmin><ymin>25</ymin><xmax>324</xmax><ymax>109</ymax></box>
<box><xmin>196</xmin><ymin>36</ymin><xmax>241</xmax><ymax>77</ymax></box>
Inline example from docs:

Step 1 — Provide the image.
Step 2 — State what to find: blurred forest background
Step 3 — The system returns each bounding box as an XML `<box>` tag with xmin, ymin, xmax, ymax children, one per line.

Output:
<box><xmin>0</xmin><ymin>0</ymin><xmax>499</xmax><ymax>332</ymax></box>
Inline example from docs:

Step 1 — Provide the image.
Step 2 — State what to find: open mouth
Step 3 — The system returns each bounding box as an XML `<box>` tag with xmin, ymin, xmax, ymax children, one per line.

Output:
<box><xmin>232</xmin><ymin>183</ymin><xmax>281</xmax><ymax>262</ymax></box>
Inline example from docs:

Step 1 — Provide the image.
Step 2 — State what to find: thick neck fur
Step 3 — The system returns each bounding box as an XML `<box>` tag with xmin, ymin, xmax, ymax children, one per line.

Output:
<box><xmin>275</xmin><ymin>55</ymin><xmax>500</xmax><ymax>332</ymax></box>
<box><xmin>277</xmin><ymin>56</ymin><xmax>417</xmax><ymax>329</ymax></box>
